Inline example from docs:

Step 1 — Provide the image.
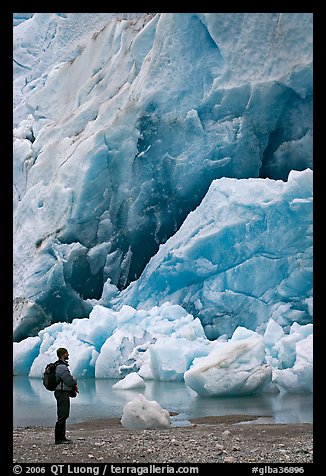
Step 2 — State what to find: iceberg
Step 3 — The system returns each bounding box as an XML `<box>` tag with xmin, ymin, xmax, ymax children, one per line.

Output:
<box><xmin>112</xmin><ymin>373</ymin><xmax>146</xmax><ymax>390</ymax></box>
<box><xmin>13</xmin><ymin>13</ymin><xmax>313</xmax><ymax>396</ymax></box>
<box><xmin>263</xmin><ymin>320</ymin><xmax>313</xmax><ymax>393</ymax></box>
<box><xmin>184</xmin><ymin>328</ymin><xmax>272</xmax><ymax>396</ymax></box>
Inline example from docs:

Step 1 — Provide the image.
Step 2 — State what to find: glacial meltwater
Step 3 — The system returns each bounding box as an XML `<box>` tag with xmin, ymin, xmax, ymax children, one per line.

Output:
<box><xmin>13</xmin><ymin>376</ymin><xmax>312</xmax><ymax>428</ymax></box>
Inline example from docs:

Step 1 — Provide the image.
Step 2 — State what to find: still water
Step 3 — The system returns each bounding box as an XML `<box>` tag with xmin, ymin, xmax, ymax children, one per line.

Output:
<box><xmin>13</xmin><ymin>376</ymin><xmax>313</xmax><ymax>428</ymax></box>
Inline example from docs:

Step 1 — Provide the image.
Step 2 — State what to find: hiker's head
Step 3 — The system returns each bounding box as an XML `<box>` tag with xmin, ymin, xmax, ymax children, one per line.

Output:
<box><xmin>57</xmin><ymin>347</ymin><xmax>69</xmax><ymax>360</ymax></box>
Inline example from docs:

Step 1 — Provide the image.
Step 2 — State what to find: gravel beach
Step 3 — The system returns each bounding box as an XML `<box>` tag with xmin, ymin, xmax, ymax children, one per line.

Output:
<box><xmin>13</xmin><ymin>414</ymin><xmax>313</xmax><ymax>464</ymax></box>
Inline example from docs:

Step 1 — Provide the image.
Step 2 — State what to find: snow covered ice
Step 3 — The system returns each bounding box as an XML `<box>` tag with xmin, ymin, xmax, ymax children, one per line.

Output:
<box><xmin>13</xmin><ymin>13</ymin><xmax>313</xmax><ymax>396</ymax></box>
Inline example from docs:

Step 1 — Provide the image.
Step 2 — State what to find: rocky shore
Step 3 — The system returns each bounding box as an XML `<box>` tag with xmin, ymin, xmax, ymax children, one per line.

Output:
<box><xmin>13</xmin><ymin>414</ymin><xmax>313</xmax><ymax>464</ymax></box>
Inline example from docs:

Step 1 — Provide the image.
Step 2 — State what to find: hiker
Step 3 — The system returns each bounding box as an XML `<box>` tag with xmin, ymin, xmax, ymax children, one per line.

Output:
<box><xmin>54</xmin><ymin>347</ymin><xmax>78</xmax><ymax>444</ymax></box>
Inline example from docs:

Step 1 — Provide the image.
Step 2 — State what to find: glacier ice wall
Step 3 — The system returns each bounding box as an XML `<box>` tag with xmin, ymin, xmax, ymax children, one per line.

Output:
<box><xmin>13</xmin><ymin>13</ymin><xmax>313</xmax><ymax>342</ymax></box>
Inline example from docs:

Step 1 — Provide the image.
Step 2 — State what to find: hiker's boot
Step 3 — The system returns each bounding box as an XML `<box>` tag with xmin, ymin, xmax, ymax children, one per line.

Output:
<box><xmin>55</xmin><ymin>438</ymin><xmax>72</xmax><ymax>444</ymax></box>
<box><xmin>61</xmin><ymin>423</ymin><xmax>72</xmax><ymax>442</ymax></box>
<box><xmin>55</xmin><ymin>425</ymin><xmax>66</xmax><ymax>444</ymax></box>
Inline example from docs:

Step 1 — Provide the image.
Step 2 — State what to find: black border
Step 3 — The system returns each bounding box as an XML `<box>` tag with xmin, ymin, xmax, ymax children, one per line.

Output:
<box><xmin>8</xmin><ymin>6</ymin><xmax>321</xmax><ymax>472</ymax></box>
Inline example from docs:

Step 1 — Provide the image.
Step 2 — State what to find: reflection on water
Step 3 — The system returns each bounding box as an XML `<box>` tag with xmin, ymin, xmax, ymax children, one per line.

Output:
<box><xmin>13</xmin><ymin>376</ymin><xmax>313</xmax><ymax>428</ymax></box>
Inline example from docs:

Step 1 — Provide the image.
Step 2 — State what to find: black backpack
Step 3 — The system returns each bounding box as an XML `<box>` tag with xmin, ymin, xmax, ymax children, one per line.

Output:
<box><xmin>42</xmin><ymin>361</ymin><xmax>61</xmax><ymax>391</ymax></box>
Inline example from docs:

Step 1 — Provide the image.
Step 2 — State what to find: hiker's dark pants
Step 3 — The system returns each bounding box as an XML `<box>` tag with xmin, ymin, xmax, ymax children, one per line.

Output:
<box><xmin>54</xmin><ymin>390</ymin><xmax>70</xmax><ymax>441</ymax></box>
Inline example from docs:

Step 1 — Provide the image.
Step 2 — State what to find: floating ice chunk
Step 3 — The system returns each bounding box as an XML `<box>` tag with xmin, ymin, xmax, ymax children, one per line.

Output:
<box><xmin>13</xmin><ymin>336</ymin><xmax>41</xmax><ymax>375</ymax></box>
<box><xmin>265</xmin><ymin>322</ymin><xmax>313</xmax><ymax>393</ymax></box>
<box><xmin>150</xmin><ymin>336</ymin><xmax>214</xmax><ymax>381</ymax></box>
<box><xmin>271</xmin><ymin>322</ymin><xmax>313</xmax><ymax>370</ymax></box>
<box><xmin>121</xmin><ymin>394</ymin><xmax>171</xmax><ymax>429</ymax></box>
<box><xmin>138</xmin><ymin>362</ymin><xmax>154</xmax><ymax>380</ymax></box>
<box><xmin>112</xmin><ymin>373</ymin><xmax>146</xmax><ymax>390</ymax></box>
<box><xmin>29</xmin><ymin>326</ymin><xmax>98</xmax><ymax>379</ymax></box>
<box><xmin>184</xmin><ymin>331</ymin><xmax>272</xmax><ymax>396</ymax></box>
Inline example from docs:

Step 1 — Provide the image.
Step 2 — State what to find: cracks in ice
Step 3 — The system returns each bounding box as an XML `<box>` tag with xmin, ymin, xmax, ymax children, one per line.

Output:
<box><xmin>13</xmin><ymin>58</ymin><xmax>32</xmax><ymax>71</ymax></box>
<box><xmin>215</xmin><ymin>288</ymin><xmax>270</xmax><ymax>306</ymax></box>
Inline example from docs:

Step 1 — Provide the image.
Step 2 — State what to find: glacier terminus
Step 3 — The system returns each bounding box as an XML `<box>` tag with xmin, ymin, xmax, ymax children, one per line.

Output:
<box><xmin>13</xmin><ymin>13</ymin><xmax>313</xmax><ymax>397</ymax></box>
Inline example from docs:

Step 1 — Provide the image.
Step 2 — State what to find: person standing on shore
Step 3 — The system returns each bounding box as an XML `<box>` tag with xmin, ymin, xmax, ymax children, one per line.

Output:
<box><xmin>54</xmin><ymin>348</ymin><xmax>78</xmax><ymax>444</ymax></box>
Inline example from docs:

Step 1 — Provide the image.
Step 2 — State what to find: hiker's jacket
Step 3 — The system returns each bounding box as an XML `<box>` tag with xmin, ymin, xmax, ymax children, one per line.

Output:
<box><xmin>54</xmin><ymin>360</ymin><xmax>77</xmax><ymax>391</ymax></box>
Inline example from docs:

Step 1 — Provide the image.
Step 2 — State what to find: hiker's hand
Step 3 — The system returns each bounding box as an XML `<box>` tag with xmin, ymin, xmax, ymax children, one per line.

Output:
<box><xmin>75</xmin><ymin>384</ymin><xmax>79</xmax><ymax>393</ymax></box>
